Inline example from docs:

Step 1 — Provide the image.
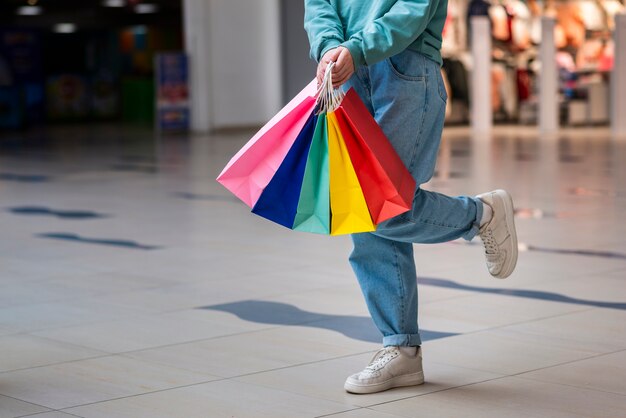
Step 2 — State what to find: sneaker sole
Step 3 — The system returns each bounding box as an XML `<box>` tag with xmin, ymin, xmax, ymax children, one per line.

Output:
<box><xmin>493</xmin><ymin>189</ymin><xmax>518</xmax><ymax>279</ymax></box>
<box><xmin>344</xmin><ymin>371</ymin><xmax>424</xmax><ymax>394</ymax></box>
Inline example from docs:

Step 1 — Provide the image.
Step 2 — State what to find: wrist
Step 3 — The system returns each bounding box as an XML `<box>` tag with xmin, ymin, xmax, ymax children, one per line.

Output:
<box><xmin>319</xmin><ymin>39</ymin><xmax>342</xmax><ymax>62</ymax></box>
<box><xmin>341</xmin><ymin>39</ymin><xmax>364</xmax><ymax>69</ymax></box>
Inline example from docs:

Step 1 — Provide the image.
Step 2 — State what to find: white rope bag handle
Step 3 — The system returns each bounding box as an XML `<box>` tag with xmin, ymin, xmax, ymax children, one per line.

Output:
<box><xmin>316</xmin><ymin>61</ymin><xmax>345</xmax><ymax>114</ymax></box>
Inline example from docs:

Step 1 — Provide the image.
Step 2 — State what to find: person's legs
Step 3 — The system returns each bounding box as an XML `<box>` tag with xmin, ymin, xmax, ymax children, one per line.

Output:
<box><xmin>368</xmin><ymin>50</ymin><xmax>483</xmax><ymax>244</ymax></box>
<box><xmin>344</xmin><ymin>51</ymin><xmax>487</xmax><ymax>394</ymax></box>
<box><xmin>349</xmin><ymin>233</ymin><xmax>420</xmax><ymax>347</ymax></box>
<box><xmin>346</xmin><ymin>51</ymin><xmax>481</xmax><ymax>347</ymax></box>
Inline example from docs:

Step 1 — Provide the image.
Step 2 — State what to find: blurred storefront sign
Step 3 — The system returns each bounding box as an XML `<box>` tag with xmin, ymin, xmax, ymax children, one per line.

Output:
<box><xmin>155</xmin><ymin>52</ymin><xmax>189</xmax><ymax>132</ymax></box>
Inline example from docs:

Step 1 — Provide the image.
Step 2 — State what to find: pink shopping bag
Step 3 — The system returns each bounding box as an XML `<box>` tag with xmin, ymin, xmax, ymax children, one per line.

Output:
<box><xmin>216</xmin><ymin>79</ymin><xmax>317</xmax><ymax>207</ymax></box>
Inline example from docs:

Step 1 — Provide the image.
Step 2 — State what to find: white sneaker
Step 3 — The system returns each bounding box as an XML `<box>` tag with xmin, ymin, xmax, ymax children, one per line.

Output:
<box><xmin>477</xmin><ymin>189</ymin><xmax>518</xmax><ymax>279</ymax></box>
<box><xmin>344</xmin><ymin>346</ymin><xmax>424</xmax><ymax>394</ymax></box>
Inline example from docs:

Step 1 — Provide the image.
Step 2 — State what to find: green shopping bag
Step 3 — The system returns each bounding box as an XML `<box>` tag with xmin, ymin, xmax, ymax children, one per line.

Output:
<box><xmin>293</xmin><ymin>114</ymin><xmax>330</xmax><ymax>234</ymax></box>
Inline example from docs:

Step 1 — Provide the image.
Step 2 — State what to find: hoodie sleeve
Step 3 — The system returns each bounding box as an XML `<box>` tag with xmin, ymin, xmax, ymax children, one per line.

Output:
<box><xmin>341</xmin><ymin>0</ymin><xmax>441</xmax><ymax>68</ymax></box>
<box><xmin>304</xmin><ymin>0</ymin><xmax>345</xmax><ymax>62</ymax></box>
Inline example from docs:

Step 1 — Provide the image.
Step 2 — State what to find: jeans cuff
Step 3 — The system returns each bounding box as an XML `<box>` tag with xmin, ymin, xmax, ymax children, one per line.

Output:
<box><xmin>383</xmin><ymin>333</ymin><xmax>422</xmax><ymax>347</ymax></box>
<box><xmin>462</xmin><ymin>196</ymin><xmax>483</xmax><ymax>241</ymax></box>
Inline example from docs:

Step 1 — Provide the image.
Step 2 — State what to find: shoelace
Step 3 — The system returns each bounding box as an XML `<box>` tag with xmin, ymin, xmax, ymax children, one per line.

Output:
<box><xmin>481</xmin><ymin>228</ymin><xmax>498</xmax><ymax>255</ymax></box>
<box><xmin>364</xmin><ymin>347</ymin><xmax>399</xmax><ymax>372</ymax></box>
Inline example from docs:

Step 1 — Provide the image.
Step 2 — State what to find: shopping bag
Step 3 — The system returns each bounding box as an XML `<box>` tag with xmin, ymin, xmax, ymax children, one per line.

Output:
<box><xmin>218</xmin><ymin>62</ymin><xmax>413</xmax><ymax>236</ymax></box>
<box><xmin>292</xmin><ymin>114</ymin><xmax>331</xmax><ymax>234</ymax></box>
<box><xmin>327</xmin><ymin>111</ymin><xmax>376</xmax><ymax>235</ymax></box>
<box><xmin>252</xmin><ymin>113</ymin><xmax>317</xmax><ymax>228</ymax></box>
<box><xmin>334</xmin><ymin>88</ymin><xmax>416</xmax><ymax>224</ymax></box>
<box><xmin>216</xmin><ymin>79</ymin><xmax>317</xmax><ymax>207</ymax></box>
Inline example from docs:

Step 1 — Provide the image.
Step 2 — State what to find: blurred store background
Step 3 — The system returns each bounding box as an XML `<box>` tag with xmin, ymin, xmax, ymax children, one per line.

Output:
<box><xmin>0</xmin><ymin>0</ymin><xmax>183</xmax><ymax>129</ymax></box>
<box><xmin>0</xmin><ymin>0</ymin><xmax>625</xmax><ymax>134</ymax></box>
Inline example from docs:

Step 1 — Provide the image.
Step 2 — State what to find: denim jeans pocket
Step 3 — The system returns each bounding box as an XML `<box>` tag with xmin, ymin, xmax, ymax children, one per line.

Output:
<box><xmin>436</xmin><ymin>68</ymin><xmax>448</xmax><ymax>103</ymax></box>
<box><xmin>386</xmin><ymin>50</ymin><xmax>426</xmax><ymax>82</ymax></box>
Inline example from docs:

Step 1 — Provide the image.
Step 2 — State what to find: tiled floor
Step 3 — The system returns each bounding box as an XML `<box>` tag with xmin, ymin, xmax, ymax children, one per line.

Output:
<box><xmin>0</xmin><ymin>124</ymin><xmax>625</xmax><ymax>417</ymax></box>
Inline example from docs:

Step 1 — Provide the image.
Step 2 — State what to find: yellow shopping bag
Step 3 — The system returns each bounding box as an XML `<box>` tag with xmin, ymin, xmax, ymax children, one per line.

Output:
<box><xmin>327</xmin><ymin>111</ymin><xmax>376</xmax><ymax>235</ymax></box>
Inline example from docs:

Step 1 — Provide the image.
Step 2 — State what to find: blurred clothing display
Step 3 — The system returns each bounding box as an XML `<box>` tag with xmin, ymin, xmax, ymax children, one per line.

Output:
<box><xmin>440</xmin><ymin>0</ymin><xmax>622</xmax><ymax>125</ymax></box>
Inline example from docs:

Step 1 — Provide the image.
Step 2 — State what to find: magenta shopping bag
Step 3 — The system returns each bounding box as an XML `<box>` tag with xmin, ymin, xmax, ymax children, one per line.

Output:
<box><xmin>216</xmin><ymin>80</ymin><xmax>317</xmax><ymax>207</ymax></box>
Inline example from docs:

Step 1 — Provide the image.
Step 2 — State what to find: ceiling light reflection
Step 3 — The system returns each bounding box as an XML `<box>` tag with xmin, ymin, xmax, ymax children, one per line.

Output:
<box><xmin>135</xmin><ymin>3</ymin><xmax>159</xmax><ymax>14</ymax></box>
<box><xmin>17</xmin><ymin>6</ymin><xmax>42</xmax><ymax>15</ymax></box>
<box><xmin>53</xmin><ymin>23</ymin><xmax>77</xmax><ymax>34</ymax></box>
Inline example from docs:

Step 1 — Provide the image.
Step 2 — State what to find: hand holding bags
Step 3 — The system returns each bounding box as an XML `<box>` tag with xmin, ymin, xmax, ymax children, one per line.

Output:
<box><xmin>217</xmin><ymin>64</ymin><xmax>416</xmax><ymax>235</ymax></box>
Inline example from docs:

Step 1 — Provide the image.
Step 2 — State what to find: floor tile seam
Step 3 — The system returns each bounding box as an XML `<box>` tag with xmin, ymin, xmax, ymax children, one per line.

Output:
<box><xmin>501</xmin><ymin>373</ymin><xmax>626</xmax><ymax>399</ymax></box>
<box><xmin>419</xmin><ymin>292</ymin><xmax>479</xmax><ymax>306</ymax></box>
<box><xmin>0</xmin><ymin>289</ymin><xmax>148</xmax><ymax>311</ymax></box>
<box><xmin>444</xmin><ymin>287</ymin><xmax>625</xmax><ymax>311</ymax></box>
<box><xmin>158</xmin><ymin>298</ymin><xmax>366</xmax><ymax>316</ymax></box>
<box><xmin>88</xmin><ymin>270</ymin><xmax>354</xmax><ymax>291</ymax></box>
<box><xmin>3</xmin><ymin>374</ymin><xmax>230</xmax><ymax>412</ymax></box>
<box><xmin>0</xmin><ymin>340</ymin><xmax>227</xmax><ymax>380</ymax></box>
<box><xmin>447</xmin><ymin>305</ymin><xmax>596</xmax><ymax>338</ymax></box>
<box><xmin>0</xmin><ymin>393</ymin><xmax>54</xmax><ymax>413</ymax></box>
<box><xmin>0</xmin><ymin>352</ymin><xmax>114</xmax><ymax>376</ymax></box>
<box><xmin>505</xmin><ymin>346</ymin><xmax>626</xmax><ymax>376</ymax></box>
<box><xmin>16</xmin><ymin>307</ymin><xmax>186</xmax><ymax>336</ymax></box>
<box><xmin>239</xmin><ymin>283</ymin><xmax>361</xmax><ymax>302</ymax></box>
<box><xmin>358</xmin><ymin>374</ymin><xmax>514</xmax><ymax>410</ymax></box>
<box><xmin>0</xmin><ymin>329</ymin><xmax>33</xmax><ymax>339</ymax></box>
<box><xmin>313</xmin><ymin>407</ymin><xmax>366</xmax><ymax>418</ymax></box>
<box><xmin>511</xmin><ymin>262</ymin><xmax>625</xmax><ymax>280</ymax></box>
<box><xmin>18</xmin><ymin>411</ymin><xmax>85</xmax><ymax>418</ymax></box>
<box><xmin>82</xmin><ymin>305</ymin><xmax>387</xmax><ymax>354</ymax></box>
<box><xmin>416</xmin><ymin>308</ymin><xmax>593</xmax><ymax>343</ymax></box>
<box><xmin>590</xmin><ymin>266</ymin><xmax>626</xmax><ymax>276</ymax></box>
<box><xmin>538</xmin><ymin>264</ymin><xmax>626</xmax><ymax>280</ymax></box>
<box><xmin>159</xmin><ymin>305</ymin><xmax>373</xmax><ymax>326</ymax></box>
<box><xmin>421</xmin><ymin>264</ymin><xmax>612</xmax><ymax>285</ymax></box>
<box><xmin>0</xmin><ymin>288</ymin><xmax>160</xmax><ymax>316</ymax></box>
<box><xmin>497</xmin><ymin>270</ymin><xmax>626</xmax><ymax>296</ymax></box>
<box><xmin>0</xmin><ymin>270</ymin><xmax>107</xmax><ymax>287</ymax></box>
<box><xmin>514</xmin><ymin>375</ymin><xmax>626</xmax><ymax>398</ymax></box>
<box><xmin>229</xmin><ymin>374</ymin><xmax>365</xmax><ymax>410</ymax></box>
<box><xmin>424</xmin><ymin>360</ymin><xmax>509</xmax><ymax>378</ymax></box>
<box><xmin>226</xmin><ymin>349</ymin><xmax>383</xmax><ymax>381</ymax></box>
<box><xmin>111</xmin><ymin>323</ymin><xmax>299</xmax><ymax>357</ymax></box>
<box><xmin>510</xmin><ymin>347</ymin><xmax>626</xmax><ymax>395</ymax></box>
<box><xmin>228</xmin><ymin>359</ymin><xmax>506</xmax><ymax>412</ymax></box>
<box><xmin>55</xmin><ymin>372</ymin><xmax>351</xmax><ymax>412</ymax></box>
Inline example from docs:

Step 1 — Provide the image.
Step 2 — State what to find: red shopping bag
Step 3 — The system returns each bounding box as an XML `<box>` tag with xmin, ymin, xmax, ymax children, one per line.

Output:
<box><xmin>334</xmin><ymin>88</ymin><xmax>416</xmax><ymax>224</ymax></box>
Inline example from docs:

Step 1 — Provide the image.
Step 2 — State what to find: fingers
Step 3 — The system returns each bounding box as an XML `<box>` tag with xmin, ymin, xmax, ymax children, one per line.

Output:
<box><xmin>317</xmin><ymin>48</ymin><xmax>341</xmax><ymax>87</ymax></box>
<box><xmin>317</xmin><ymin>47</ymin><xmax>355</xmax><ymax>89</ymax></box>
<box><xmin>324</xmin><ymin>48</ymin><xmax>341</xmax><ymax>62</ymax></box>
<box><xmin>331</xmin><ymin>48</ymin><xmax>355</xmax><ymax>88</ymax></box>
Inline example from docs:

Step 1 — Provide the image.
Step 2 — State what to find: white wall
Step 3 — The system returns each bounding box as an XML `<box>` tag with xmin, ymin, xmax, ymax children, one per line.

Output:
<box><xmin>183</xmin><ymin>0</ymin><xmax>211</xmax><ymax>132</ymax></box>
<box><xmin>280</xmin><ymin>0</ymin><xmax>316</xmax><ymax>102</ymax></box>
<box><xmin>208</xmin><ymin>0</ymin><xmax>283</xmax><ymax>128</ymax></box>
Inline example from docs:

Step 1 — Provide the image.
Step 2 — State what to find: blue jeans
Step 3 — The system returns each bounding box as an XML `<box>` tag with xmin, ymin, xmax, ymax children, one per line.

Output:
<box><xmin>345</xmin><ymin>50</ymin><xmax>483</xmax><ymax>347</ymax></box>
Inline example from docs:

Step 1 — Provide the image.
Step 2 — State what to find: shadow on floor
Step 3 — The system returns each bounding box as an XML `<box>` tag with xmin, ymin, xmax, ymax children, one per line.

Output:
<box><xmin>8</xmin><ymin>206</ymin><xmax>108</xmax><ymax>219</ymax></box>
<box><xmin>0</xmin><ymin>172</ymin><xmax>51</xmax><ymax>182</ymax></box>
<box><xmin>37</xmin><ymin>233</ymin><xmax>161</xmax><ymax>250</ymax></box>
<box><xmin>419</xmin><ymin>277</ymin><xmax>626</xmax><ymax>310</ymax></box>
<box><xmin>200</xmin><ymin>300</ymin><xmax>457</xmax><ymax>344</ymax></box>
